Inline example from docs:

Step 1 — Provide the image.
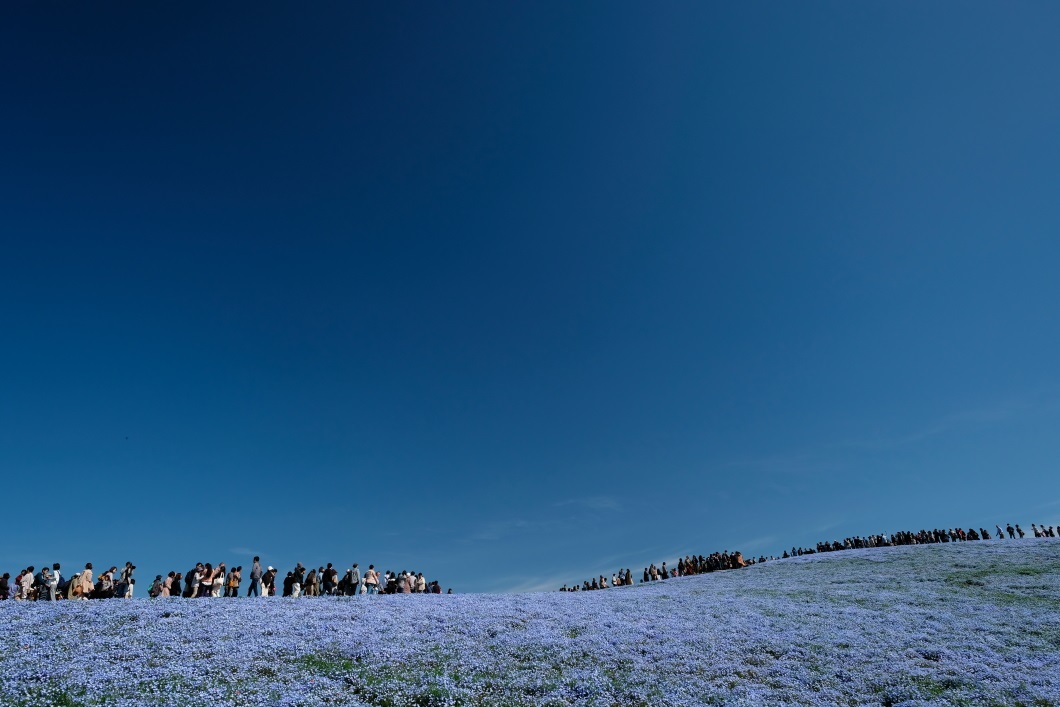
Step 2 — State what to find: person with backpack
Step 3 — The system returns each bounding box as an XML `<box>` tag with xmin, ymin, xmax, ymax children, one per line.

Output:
<box><xmin>184</xmin><ymin>564</ymin><xmax>201</xmax><ymax>598</ymax></box>
<box><xmin>348</xmin><ymin>564</ymin><xmax>361</xmax><ymax>597</ymax></box>
<box><xmin>118</xmin><ymin>563</ymin><xmax>135</xmax><ymax>598</ymax></box>
<box><xmin>149</xmin><ymin>575</ymin><xmax>164</xmax><ymax>598</ymax></box>
<box><xmin>226</xmin><ymin>566</ymin><xmax>241</xmax><ymax>597</ymax></box>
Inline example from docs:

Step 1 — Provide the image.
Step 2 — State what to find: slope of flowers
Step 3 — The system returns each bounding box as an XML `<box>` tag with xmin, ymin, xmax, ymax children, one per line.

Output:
<box><xmin>2</xmin><ymin>539</ymin><xmax>1058</xmax><ymax>706</ymax></box>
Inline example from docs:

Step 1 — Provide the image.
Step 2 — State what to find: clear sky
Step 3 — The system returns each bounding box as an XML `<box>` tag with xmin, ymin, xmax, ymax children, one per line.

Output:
<box><xmin>2</xmin><ymin>3</ymin><xmax>1059</xmax><ymax>593</ymax></box>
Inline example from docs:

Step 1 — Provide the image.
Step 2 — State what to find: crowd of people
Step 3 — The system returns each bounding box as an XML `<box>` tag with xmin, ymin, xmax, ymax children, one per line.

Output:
<box><xmin>0</xmin><ymin>556</ymin><xmax>450</xmax><ymax>601</ymax></box>
<box><xmin>4</xmin><ymin>522</ymin><xmax>1055</xmax><ymax>600</ymax></box>
<box><xmin>559</xmin><ymin>521</ymin><xmax>1058</xmax><ymax>591</ymax></box>
<box><xmin>0</xmin><ymin>562</ymin><xmax>137</xmax><ymax>602</ymax></box>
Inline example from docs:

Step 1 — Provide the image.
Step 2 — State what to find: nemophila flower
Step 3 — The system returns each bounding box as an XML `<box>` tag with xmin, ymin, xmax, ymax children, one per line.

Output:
<box><xmin>2</xmin><ymin>540</ymin><xmax>1059</xmax><ymax>705</ymax></box>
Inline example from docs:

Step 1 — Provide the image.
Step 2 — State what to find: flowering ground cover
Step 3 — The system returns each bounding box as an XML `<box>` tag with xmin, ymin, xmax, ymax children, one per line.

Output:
<box><xmin>2</xmin><ymin>539</ymin><xmax>1058</xmax><ymax>706</ymax></box>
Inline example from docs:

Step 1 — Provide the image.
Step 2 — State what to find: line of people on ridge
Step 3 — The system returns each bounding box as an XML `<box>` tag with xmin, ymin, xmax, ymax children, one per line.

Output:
<box><xmin>558</xmin><ymin>521</ymin><xmax>1059</xmax><ymax>591</ymax></box>
<box><xmin>0</xmin><ymin>562</ymin><xmax>136</xmax><ymax>602</ymax></box>
<box><xmin>154</xmin><ymin>558</ymin><xmax>449</xmax><ymax>598</ymax></box>
<box><xmin>0</xmin><ymin>556</ymin><xmax>451</xmax><ymax>601</ymax></box>
<box><xmin>786</xmin><ymin>522</ymin><xmax>1055</xmax><ymax>557</ymax></box>
<box><xmin>560</xmin><ymin>551</ymin><xmax>749</xmax><ymax>592</ymax></box>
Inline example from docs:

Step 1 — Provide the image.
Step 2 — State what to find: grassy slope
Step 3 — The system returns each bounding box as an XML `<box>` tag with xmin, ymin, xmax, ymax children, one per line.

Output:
<box><xmin>2</xmin><ymin>539</ymin><xmax>1059</xmax><ymax>706</ymax></box>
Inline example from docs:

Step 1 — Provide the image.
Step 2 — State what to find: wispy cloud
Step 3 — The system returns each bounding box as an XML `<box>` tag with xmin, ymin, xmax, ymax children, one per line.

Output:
<box><xmin>228</xmin><ymin>547</ymin><xmax>258</xmax><ymax>556</ymax></box>
<box><xmin>832</xmin><ymin>398</ymin><xmax>1037</xmax><ymax>453</ymax></box>
<box><xmin>553</xmin><ymin>496</ymin><xmax>622</xmax><ymax>511</ymax></box>
<box><xmin>714</xmin><ymin>396</ymin><xmax>1047</xmax><ymax>481</ymax></box>
<box><xmin>467</xmin><ymin>518</ymin><xmax>561</xmax><ymax>542</ymax></box>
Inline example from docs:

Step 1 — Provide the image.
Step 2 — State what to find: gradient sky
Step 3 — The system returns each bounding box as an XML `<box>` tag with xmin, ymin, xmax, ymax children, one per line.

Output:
<box><xmin>2</xmin><ymin>3</ymin><xmax>1059</xmax><ymax>593</ymax></box>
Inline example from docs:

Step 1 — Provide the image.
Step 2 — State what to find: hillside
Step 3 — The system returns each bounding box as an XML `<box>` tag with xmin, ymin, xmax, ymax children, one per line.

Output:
<box><xmin>2</xmin><ymin>539</ymin><xmax>1058</xmax><ymax>706</ymax></box>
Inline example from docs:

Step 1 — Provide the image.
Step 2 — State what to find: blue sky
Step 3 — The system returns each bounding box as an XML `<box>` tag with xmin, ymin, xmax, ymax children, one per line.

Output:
<box><xmin>2</xmin><ymin>3</ymin><xmax>1059</xmax><ymax>592</ymax></box>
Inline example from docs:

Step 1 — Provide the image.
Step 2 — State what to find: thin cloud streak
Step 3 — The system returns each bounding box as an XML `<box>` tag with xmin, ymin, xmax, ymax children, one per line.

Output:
<box><xmin>553</xmin><ymin>496</ymin><xmax>623</xmax><ymax>511</ymax></box>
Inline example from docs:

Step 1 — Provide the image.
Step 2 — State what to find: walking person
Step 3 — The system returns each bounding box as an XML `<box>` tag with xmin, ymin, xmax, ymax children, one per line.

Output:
<box><xmin>115</xmin><ymin>562</ymin><xmax>135</xmax><ymax>599</ymax></box>
<box><xmin>291</xmin><ymin>564</ymin><xmax>304</xmax><ymax>597</ymax></box>
<box><xmin>349</xmin><ymin>564</ymin><xmax>361</xmax><ymax>597</ymax></box>
<box><xmin>248</xmin><ymin>557</ymin><xmax>263</xmax><ymax>597</ymax></box>
<box><xmin>322</xmin><ymin>564</ymin><xmax>336</xmax><ymax>595</ymax></box>
<box><xmin>77</xmin><ymin>563</ymin><xmax>94</xmax><ymax>600</ymax></box>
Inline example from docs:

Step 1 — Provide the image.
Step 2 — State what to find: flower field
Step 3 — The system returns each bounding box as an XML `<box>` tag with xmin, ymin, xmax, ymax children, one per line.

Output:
<box><xmin>2</xmin><ymin>539</ymin><xmax>1059</xmax><ymax>706</ymax></box>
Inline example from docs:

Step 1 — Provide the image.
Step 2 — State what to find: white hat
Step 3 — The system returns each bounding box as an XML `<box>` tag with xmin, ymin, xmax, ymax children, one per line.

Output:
<box><xmin>267</xmin><ymin>566</ymin><xmax>275</xmax><ymax>571</ymax></box>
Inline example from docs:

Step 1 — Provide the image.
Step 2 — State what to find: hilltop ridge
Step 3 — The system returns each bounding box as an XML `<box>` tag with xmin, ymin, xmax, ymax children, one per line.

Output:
<box><xmin>2</xmin><ymin>539</ymin><xmax>1059</xmax><ymax>706</ymax></box>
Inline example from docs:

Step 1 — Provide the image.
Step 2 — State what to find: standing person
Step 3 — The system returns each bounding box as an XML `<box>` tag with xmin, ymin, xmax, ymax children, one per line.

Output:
<box><xmin>263</xmin><ymin>567</ymin><xmax>277</xmax><ymax>596</ymax></box>
<box><xmin>119</xmin><ymin>562</ymin><xmax>135</xmax><ymax>598</ymax></box>
<box><xmin>0</xmin><ymin>573</ymin><xmax>9</xmax><ymax>600</ymax></box>
<box><xmin>377</xmin><ymin>570</ymin><xmax>389</xmax><ymax>594</ymax></box>
<box><xmin>321</xmin><ymin>564</ymin><xmax>336</xmax><ymax>595</ymax></box>
<box><xmin>364</xmin><ymin>565</ymin><xmax>378</xmax><ymax>594</ymax></box>
<box><xmin>414</xmin><ymin>573</ymin><xmax>426</xmax><ymax>593</ymax></box>
<box><xmin>77</xmin><ymin>564</ymin><xmax>94</xmax><ymax>600</ymax></box>
<box><xmin>35</xmin><ymin>568</ymin><xmax>52</xmax><ymax>601</ymax></box>
<box><xmin>248</xmin><ymin>557</ymin><xmax>263</xmax><ymax>597</ymax></box>
<box><xmin>184</xmin><ymin>564</ymin><xmax>202</xmax><ymax>598</ymax></box>
<box><xmin>47</xmin><ymin>564</ymin><xmax>62</xmax><ymax>602</ymax></box>
<box><xmin>212</xmin><ymin>563</ymin><xmax>226</xmax><ymax>597</ymax></box>
<box><xmin>226</xmin><ymin>566</ymin><xmax>241</xmax><ymax>597</ymax></box>
<box><xmin>162</xmin><ymin>572</ymin><xmax>176</xmax><ymax>597</ymax></box>
<box><xmin>291</xmin><ymin>564</ymin><xmax>304</xmax><ymax>597</ymax></box>
<box><xmin>149</xmin><ymin>576</ymin><xmax>164</xmax><ymax>598</ymax></box>
<box><xmin>196</xmin><ymin>564</ymin><xmax>215</xmax><ymax>598</ymax></box>
<box><xmin>282</xmin><ymin>572</ymin><xmax>294</xmax><ymax>597</ymax></box>
<box><xmin>18</xmin><ymin>567</ymin><xmax>35</xmax><ymax>600</ymax></box>
<box><xmin>97</xmin><ymin>567</ymin><xmax>116</xmax><ymax>599</ymax></box>
<box><xmin>349</xmin><ymin>564</ymin><xmax>361</xmax><ymax>597</ymax></box>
